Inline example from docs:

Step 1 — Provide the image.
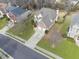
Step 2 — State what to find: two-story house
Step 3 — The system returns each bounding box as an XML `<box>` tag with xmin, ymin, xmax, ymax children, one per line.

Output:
<box><xmin>34</xmin><ymin>7</ymin><xmax>59</xmax><ymax>31</ymax></box>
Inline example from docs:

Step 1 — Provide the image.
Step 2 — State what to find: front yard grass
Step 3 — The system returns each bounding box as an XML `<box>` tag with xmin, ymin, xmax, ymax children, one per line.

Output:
<box><xmin>8</xmin><ymin>15</ymin><xmax>34</xmax><ymax>40</ymax></box>
<box><xmin>38</xmin><ymin>38</ymin><xmax>79</xmax><ymax>59</ymax></box>
<box><xmin>0</xmin><ymin>17</ymin><xmax>8</xmax><ymax>29</ymax></box>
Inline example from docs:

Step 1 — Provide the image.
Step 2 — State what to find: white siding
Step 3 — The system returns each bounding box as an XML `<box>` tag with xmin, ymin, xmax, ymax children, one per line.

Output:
<box><xmin>67</xmin><ymin>25</ymin><xmax>79</xmax><ymax>38</ymax></box>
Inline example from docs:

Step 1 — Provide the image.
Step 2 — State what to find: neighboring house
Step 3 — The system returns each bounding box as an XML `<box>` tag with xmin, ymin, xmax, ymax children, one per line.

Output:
<box><xmin>34</xmin><ymin>8</ymin><xmax>59</xmax><ymax>31</ymax></box>
<box><xmin>6</xmin><ymin>6</ymin><xmax>32</xmax><ymax>22</ymax></box>
<box><xmin>67</xmin><ymin>12</ymin><xmax>79</xmax><ymax>46</ymax></box>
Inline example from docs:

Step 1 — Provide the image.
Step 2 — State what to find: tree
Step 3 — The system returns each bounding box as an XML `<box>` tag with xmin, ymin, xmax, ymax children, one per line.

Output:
<box><xmin>63</xmin><ymin>0</ymin><xmax>79</xmax><ymax>19</ymax></box>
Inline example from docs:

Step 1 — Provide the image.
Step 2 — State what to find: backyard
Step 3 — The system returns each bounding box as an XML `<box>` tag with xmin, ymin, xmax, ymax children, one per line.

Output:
<box><xmin>8</xmin><ymin>15</ymin><xmax>34</xmax><ymax>40</ymax></box>
<box><xmin>37</xmin><ymin>12</ymin><xmax>79</xmax><ymax>59</ymax></box>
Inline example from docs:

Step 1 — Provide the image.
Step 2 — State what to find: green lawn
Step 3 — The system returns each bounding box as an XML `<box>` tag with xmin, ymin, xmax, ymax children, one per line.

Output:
<box><xmin>38</xmin><ymin>38</ymin><xmax>79</xmax><ymax>59</ymax></box>
<box><xmin>37</xmin><ymin>14</ymin><xmax>79</xmax><ymax>59</ymax></box>
<box><xmin>8</xmin><ymin>15</ymin><xmax>34</xmax><ymax>40</ymax></box>
<box><xmin>60</xmin><ymin>16</ymin><xmax>71</xmax><ymax>35</ymax></box>
<box><xmin>0</xmin><ymin>17</ymin><xmax>8</xmax><ymax>29</ymax></box>
<box><xmin>56</xmin><ymin>15</ymin><xmax>71</xmax><ymax>35</ymax></box>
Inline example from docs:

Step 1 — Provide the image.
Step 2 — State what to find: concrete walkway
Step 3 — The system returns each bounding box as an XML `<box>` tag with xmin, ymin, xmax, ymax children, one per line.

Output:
<box><xmin>36</xmin><ymin>46</ymin><xmax>63</xmax><ymax>59</ymax></box>
<box><xmin>25</xmin><ymin>28</ymin><xmax>45</xmax><ymax>49</ymax></box>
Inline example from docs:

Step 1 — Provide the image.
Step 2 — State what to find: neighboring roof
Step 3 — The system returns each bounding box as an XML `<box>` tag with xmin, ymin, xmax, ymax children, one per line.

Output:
<box><xmin>36</xmin><ymin>8</ymin><xmax>57</xmax><ymax>29</ymax></box>
<box><xmin>71</xmin><ymin>12</ymin><xmax>79</xmax><ymax>26</ymax></box>
<box><xmin>6</xmin><ymin>6</ymin><xmax>26</xmax><ymax>16</ymax></box>
<box><xmin>6</xmin><ymin>6</ymin><xmax>17</xmax><ymax>11</ymax></box>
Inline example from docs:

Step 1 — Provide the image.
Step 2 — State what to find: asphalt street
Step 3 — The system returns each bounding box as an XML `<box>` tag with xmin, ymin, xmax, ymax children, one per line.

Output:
<box><xmin>0</xmin><ymin>34</ymin><xmax>48</xmax><ymax>59</ymax></box>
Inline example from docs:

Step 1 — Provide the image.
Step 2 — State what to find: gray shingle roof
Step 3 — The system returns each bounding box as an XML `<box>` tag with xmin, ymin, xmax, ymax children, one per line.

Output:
<box><xmin>37</xmin><ymin>8</ymin><xmax>57</xmax><ymax>29</ymax></box>
<box><xmin>71</xmin><ymin>12</ymin><xmax>79</xmax><ymax>26</ymax></box>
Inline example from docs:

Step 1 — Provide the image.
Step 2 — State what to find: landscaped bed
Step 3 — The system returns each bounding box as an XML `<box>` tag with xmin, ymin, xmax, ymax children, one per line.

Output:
<box><xmin>37</xmin><ymin>13</ymin><xmax>79</xmax><ymax>59</ymax></box>
<box><xmin>8</xmin><ymin>15</ymin><xmax>34</xmax><ymax>41</ymax></box>
<box><xmin>0</xmin><ymin>17</ymin><xmax>8</xmax><ymax>29</ymax></box>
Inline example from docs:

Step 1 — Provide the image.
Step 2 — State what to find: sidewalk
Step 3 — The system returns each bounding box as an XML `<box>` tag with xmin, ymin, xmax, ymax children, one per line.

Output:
<box><xmin>36</xmin><ymin>46</ymin><xmax>63</xmax><ymax>59</ymax></box>
<box><xmin>25</xmin><ymin>28</ymin><xmax>45</xmax><ymax>49</ymax></box>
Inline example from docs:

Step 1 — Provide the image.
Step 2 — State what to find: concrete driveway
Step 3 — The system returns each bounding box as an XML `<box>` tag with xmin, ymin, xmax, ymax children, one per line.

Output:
<box><xmin>45</xmin><ymin>25</ymin><xmax>63</xmax><ymax>47</ymax></box>
<box><xmin>26</xmin><ymin>28</ymin><xmax>45</xmax><ymax>49</ymax></box>
<box><xmin>0</xmin><ymin>34</ymin><xmax>48</xmax><ymax>59</ymax></box>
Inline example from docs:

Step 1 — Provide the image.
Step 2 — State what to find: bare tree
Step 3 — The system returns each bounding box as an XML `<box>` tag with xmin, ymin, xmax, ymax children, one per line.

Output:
<box><xmin>63</xmin><ymin>0</ymin><xmax>79</xmax><ymax>19</ymax></box>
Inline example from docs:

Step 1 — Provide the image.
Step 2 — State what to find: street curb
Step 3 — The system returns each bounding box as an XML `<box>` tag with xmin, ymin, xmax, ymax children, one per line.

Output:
<box><xmin>36</xmin><ymin>46</ymin><xmax>63</xmax><ymax>59</ymax></box>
